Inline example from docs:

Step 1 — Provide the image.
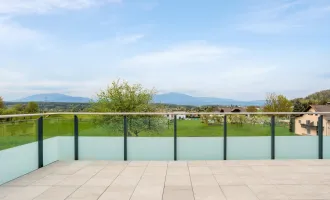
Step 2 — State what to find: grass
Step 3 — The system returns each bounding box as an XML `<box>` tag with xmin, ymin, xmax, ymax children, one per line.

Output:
<box><xmin>0</xmin><ymin>117</ymin><xmax>294</xmax><ymax>150</ymax></box>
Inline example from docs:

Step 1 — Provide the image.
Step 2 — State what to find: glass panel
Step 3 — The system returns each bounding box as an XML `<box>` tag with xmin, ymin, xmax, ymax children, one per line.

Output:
<box><xmin>324</xmin><ymin>137</ymin><xmax>330</xmax><ymax>159</ymax></box>
<box><xmin>43</xmin><ymin>116</ymin><xmax>74</xmax><ymax>164</ymax></box>
<box><xmin>127</xmin><ymin>115</ymin><xmax>173</xmax><ymax>160</ymax></box>
<box><xmin>178</xmin><ymin>114</ymin><xmax>223</xmax><ymax>160</ymax></box>
<box><xmin>275</xmin><ymin>114</ymin><xmax>318</xmax><ymax>159</ymax></box>
<box><xmin>227</xmin><ymin>114</ymin><xmax>271</xmax><ymax>160</ymax></box>
<box><xmin>79</xmin><ymin>115</ymin><xmax>123</xmax><ymax>160</ymax></box>
<box><xmin>227</xmin><ymin>137</ymin><xmax>271</xmax><ymax>160</ymax></box>
<box><xmin>323</xmin><ymin>119</ymin><xmax>330</xmax><ymax>158</ymax></box>
<box><xmin>0</xmin><ymin>117</ymin><xmax>38</xmax><ymax>185</ymax></box>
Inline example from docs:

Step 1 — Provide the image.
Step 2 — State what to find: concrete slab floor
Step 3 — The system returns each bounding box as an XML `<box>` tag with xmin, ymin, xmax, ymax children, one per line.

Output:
<box><xmin>1</xmin><ymin>160</ymin><xmax>330</xmax><ymax>200</ymax></box>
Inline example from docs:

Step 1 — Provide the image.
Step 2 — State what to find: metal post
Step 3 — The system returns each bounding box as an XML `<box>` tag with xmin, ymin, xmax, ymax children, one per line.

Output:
<box><xmin>224</xmin><ymin>115</ymin><xmax>227</xmax><ymax>160</ymax></box>
<box><xmin>124</xmin><ymin>116</ymin><xmax>128</xmax><ymax>161</ymax></box>
<box><xmin>318</xmin><ymin>115</ymin><xmax>323</xmax><ymax>159</ymax></box>
<box><xmin>174</xmin><ymin>115</ymin><xmax>177</xmax><ymax>161</ymax></box>
<box><xmin>74</xmin><ymin>115</ymin><xmax>79</xmax><ymax>160</ymax></box>
<box><xmin>271</xmin><ymin>116</ymin><xmax>275</xmax><ymax>159</ymax></box>
<box><xmin>38</xmin><ymin>117</ymin><xmax>43</xmax><ymax>168</ymax></box>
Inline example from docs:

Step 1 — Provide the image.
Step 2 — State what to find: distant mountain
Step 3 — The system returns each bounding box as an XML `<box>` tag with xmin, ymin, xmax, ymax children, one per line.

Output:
<box><xmin>14</xmin><ymin>93</ymin><xmax>91</xmax><ymax>103</ymax></box>
<box><xmin>292</xmin><ymin>89</ymin><xmax>330</xmax><ymax>104</ymax></box>
<box><xmin>13</xmin><ymin>92</ymin><xmax>264</xmax><ymax>106</ymax></box>
<box><xmin>153</xmin><ymin>92</ymin><xmax>265</xmax><ymax>106</ymax></box>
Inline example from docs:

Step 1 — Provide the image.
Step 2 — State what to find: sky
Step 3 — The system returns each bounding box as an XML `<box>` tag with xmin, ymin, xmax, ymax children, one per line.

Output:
<box><xmin>0</xmin><ymin>0</ymin><xmax>330</xmax><ymax>101</ymax></box>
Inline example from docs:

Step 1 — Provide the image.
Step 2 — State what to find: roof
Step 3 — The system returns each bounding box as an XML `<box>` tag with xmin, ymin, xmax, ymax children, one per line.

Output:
<box><xmin>214</xmin><ymin>107</ymin><xmax>246</xmax><ymax>113</ymax></box>
<box><xmin>300</xmin><ymin>105</ymin><xmax>330</xmax><ymax>121</ymax></box>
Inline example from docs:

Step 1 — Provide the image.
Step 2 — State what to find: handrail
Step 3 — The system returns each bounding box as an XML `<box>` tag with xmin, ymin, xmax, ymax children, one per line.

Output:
<box><xmin>1</xmin><ymin>111</ymin><xmax>330</xmax><ymax>119</ymax></box>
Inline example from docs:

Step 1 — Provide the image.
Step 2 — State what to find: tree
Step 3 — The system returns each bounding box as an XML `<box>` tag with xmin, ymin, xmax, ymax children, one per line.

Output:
<box><xmin>246</xmin><ymin>106</ymin><xmax>258</xmax><ymax>113</ymax></box>
<box><xmin>91</xmin><ymin>79</ymin><xmax>167</xmax><ymax>136</ymax></box>
<box><xmin>263</xmin><ymin>93</ymin><xmax>292</xmax><ymax>113</ymax></box>
<box><xmin>0</xmin><ymin>96</ymin><xmax>4</xmax><ymax>109</ymax></box>
<box><xmin>12</xmin><ymin>104</ymin><xmax>25</xmax><ymax>113</ymax></box>
<box><xmin>25</xmin><ymin>102</ymin><xmax>39</xmax><ymax>113</ymax></box>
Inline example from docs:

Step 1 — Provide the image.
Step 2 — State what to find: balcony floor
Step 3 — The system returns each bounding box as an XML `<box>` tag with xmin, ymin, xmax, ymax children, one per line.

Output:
<box><xmin>1</xmin><ymin>160</ymin><xmax>330</xmax><ymax>200</ymax></box>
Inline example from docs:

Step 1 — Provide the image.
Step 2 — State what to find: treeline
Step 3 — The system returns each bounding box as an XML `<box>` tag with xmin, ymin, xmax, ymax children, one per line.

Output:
<box><xmin>4</xmin><ymin>101</ymin><xmax>91</xmax><ymax>113</ymax></box>
<box><xmin>0</xmin><ymin>97</ymin><xmax>39</xmax><ymax>115</ymax></box>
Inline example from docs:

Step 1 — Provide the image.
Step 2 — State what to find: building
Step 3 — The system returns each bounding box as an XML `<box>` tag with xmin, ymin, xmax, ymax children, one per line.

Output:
<box><xmin>166</xmin><ymin>111</ymin><xmax>186</xmax><ymax>120</ymax></box>
<box><xmin>214</xmin><ymin>107</ymin><xmax>247</xmax><ymax>113</ymax></box>
<box><xmin>295</xmin><ymin>105</ymin><xmax>330</xmax><ymax>136</ymax></box>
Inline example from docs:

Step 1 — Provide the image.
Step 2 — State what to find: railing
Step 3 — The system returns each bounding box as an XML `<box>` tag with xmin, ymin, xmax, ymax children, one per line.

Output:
<box><xmin>0</xmin><ymin>112</ymin><xmax>330</xmax><ymax>185</ymax></box>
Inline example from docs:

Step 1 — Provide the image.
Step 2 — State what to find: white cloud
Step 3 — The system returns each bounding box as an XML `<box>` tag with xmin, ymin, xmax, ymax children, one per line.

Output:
<box><xmin>0</xmin><ymin>18</ymin><xmax>43</xmax><ymax>46</ymax></box>
<box><xmin>121</xmin><ymin>42</ymin><xmax>243</xmax><ymax>67</ymax></box>
<box><xmin>115</xmin><ymin>34</ymin><xmax>145</xmax><ymax>44</ymax></box>
<box><xmin>1</xmin><ymin>39</ymin><xmax>329</xmax><ymax>101</ymax></box>
<box><xmin>238</xmin><ymin>0</ymin><xmax>330</xmax><ymax>34</ymax></box>
<box><xmin>0</xmin><ymin>0</ymin><xmax>121</xmax><ymax>15</ymax></box>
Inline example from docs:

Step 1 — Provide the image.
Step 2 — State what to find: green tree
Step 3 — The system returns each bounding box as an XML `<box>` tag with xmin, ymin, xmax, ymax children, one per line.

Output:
<box><xmin>0</xmin><ymin>96</ymin><xmax>4</xmax><ymax>109</ymax></box>
<box><xmin>91</xmin><ymin>79</ymin><xmax>167</xmax><ymax>136</ymax></box>
<box><xmin>246</xmin><ymin>106</ymin><xmax>258</xmax><ymax>112</ymax></box>
<box><xmin>12</xmin><ymin>104</ymin><xmax>25</xmax><ymax>113</ymax></box>
<box><xmin>25</xmin><ymin>102</ymin><xmax>39</xmax><ymax>113</ymax></box>
<box><xmin>263</xmin><ymin>93</ymin><xmax>292</xmax><ymax>113</ymax></box>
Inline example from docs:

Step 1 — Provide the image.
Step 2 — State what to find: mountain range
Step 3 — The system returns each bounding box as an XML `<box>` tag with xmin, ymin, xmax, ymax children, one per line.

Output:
<box><xmin>14</xmin><ymin>93</ymin><xmax>91</xmax><ymax>103</ymax></box>
<box><xmin>153</xmin><ymin>93</ymin><xmax>265</xmax><ymax>106</ymax></box>
<box><xmin>12</xmin><ymin>93</ymin><xmax>265</xmax><ymax>106</ymax></box>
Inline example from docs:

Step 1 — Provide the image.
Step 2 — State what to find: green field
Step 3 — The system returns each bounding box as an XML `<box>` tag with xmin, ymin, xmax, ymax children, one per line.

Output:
<box><xmin>0</xmin><ymin>116</ymin><xmax>293</xmax><ymax>150</ymax></box>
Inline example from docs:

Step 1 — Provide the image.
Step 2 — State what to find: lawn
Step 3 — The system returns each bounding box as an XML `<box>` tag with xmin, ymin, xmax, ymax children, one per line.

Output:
<box><xmin>0</xmin><ymin>116</ymin><xmax>294</xmax><ymax>150</ymax></box>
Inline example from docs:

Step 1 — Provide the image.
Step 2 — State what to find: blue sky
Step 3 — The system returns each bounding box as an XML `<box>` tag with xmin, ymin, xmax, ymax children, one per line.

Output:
<box><xmin>0</xmin><ymin>0</ymin><xmax>330</xmax><ymax>101</ymax></box>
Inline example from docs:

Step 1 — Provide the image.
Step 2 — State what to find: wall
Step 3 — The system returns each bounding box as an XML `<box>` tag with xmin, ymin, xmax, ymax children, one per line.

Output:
<box><xmin>1</xmin><ymin>135</ymin><xmax>329</xmax><ymax>185</ymax></box>
<box><xmin>295</xmin><ymin>108</ymin><xmax>328</xmax><ymax>136</ymax></box>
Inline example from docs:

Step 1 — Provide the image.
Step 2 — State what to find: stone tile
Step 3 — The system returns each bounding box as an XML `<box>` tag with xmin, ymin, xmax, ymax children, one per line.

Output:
<box><xmin>32</xmin><ymin>174</ymin><xmax>68</xmax><ymax>186</ymax></box>
<box><xmin>67</xmin><ymin>186</ymin><xmax>107</xmax><ymax>200</ymax></box>
<box><xmin>165</xmin><ymin>175</ymin><xmax>191</xmax><ymax>187</ymax></box>
<box><xmin>221</xmin><ymin>185</ymin><xmax>259</xmax><ymax>200</ymax></box>
<box><xmin>148</xmin><ymin>161</ymin><xmax>168</xmax><ymax>167</ymax></box>
<box><xmin>277</xmin><ymin>185</ymin><xmax>330</xmax><ymax>200</ymax></box>
<box><xmin>230</xmin><ymin>166</ymin><xmax>256</xmax><ymax>175</ymax></box>
<box><xmin>54</xmin><ymin>166</ymin><xmax>85</xmax><ymax>175</ymax></box>
<box><xmin>3</xmin><ymin>171</ymin><xmax>49</xmax><ymax>187</ymax></box>
<box><xmin>120</xmin><ymin>167</ymin><xmax>146</xmax><ymax>177</ymax></box>
<box><xmin>189</xmin><ymin>166</ymin><xmax>212</xmax><ymax>175</ymax></box>
<box><xmin>111</xmin><ymin>176</ymin><xmax>141</xmax><ymax>187</ymax></box>
<box><xmin>264</xmin><ymin>173</ymin><xmax>300</xmax><ymax>185</ymax></box>
<box><xmin>0</xmin><ymin>186</ymin><xmax>30</xmax><ymax>199</ymax></box>
<box><xmin>138</xmin><ymin>176</ymin><xmax>165</xmax><ymax>187</ymax></box>
<box><xmin>96</xmin><ymin>166</ymin><xmax>125</xmax><ymax>177</ymax></box>
<box><xmin>99</xmin><ymin>185</ymin><xmax>135</xmax><ymax>200</ymax></box>
<box><xmin>188</xmin><ymin>161</ymin><xmax>207</xmax><ymax>166</ymax></box>
<box><xmin>163</xmin><ymin>186</ymin><xmax>194</xmax><ymax>200</ymax></box>
<box><xmin>168</xmin><ymin>161</ymin><xmax>187</xmax><ymax>167</ymax></box>
<box><xmin>130</xmin><ymin>185</ymin><xmax>164</xmax><ymax>200</ymax></box>
<box><xmin>251</xmin><ymin>166</ymin><xmax>294</xmax><ymax>174</ymax></box>
<box><xmin>1</xmin><ymin>186</ymin><xmax>50</xmax><ymax>200</ymax></box>
<box><xmin>248</xmin><ymin>185</ymin><xmax>289</xmax><ymax>200</ymax></box>
<box><xmin>83</xmin><ymin>177</ymin><xmax>115</xmax><ymax>187</ymax></box>
<box><xmin>214</xmin><ymin>174</ymin><xmax>245</xmax><ymax>186</ymax></box>
<box><xmin>239</xmin><ymin>174</ymin><xmax>272</xmax><ymax>185</ymax></box>
<box><xmin>206</xmin><ymin>160</ymin><xmax>225</xmax><ymax>166</ymax></box>
<box><xmin>128</xmin><ymin>161</ymin><xmax>149</xmax><ymax>167</ymax></box>
<box><xmin>167</xmin><ymin>167</ymin><xmax>189</xmax><ymax>176</ymax></box>
<box><xmin>143</xmin><ymin>167</ymin><xmax>167</xmax><ymax>177</ymax></box>
<box><xmin>88</xmin><ymin>160</ymin><xmax>109</xmax><ymax>166</ymax></box>
<box><xmin>33</xmin><ymin>186</ymin><xmax>78</xmax><ymax>200</ymax></box>
<box><xmin>190</xmin><ymin>175</ymin><xmax>218</xmax><ymax>187</ymax></box>
<box><xmin>56</xmin><ymin>176</ymin><xmax>90</xmax><ymax>186</ymax></box>
<box><xmin>209</xmin><ymin>166</ymin><xmax>233</xmax><ymax>175</ymax></box>
<box><xmin>193</xmin><ymin>186</ymin><xmax>226</xmax><ymax>200</ymax></box>
<box><xmin>74</xmin><ymin>166</ymin><xmax>104</xmax><ymax>176</ymax></box>
<box><xmin>223</xmin><ymin>160</ymin><xmax>249</xmax><ymax>167</ymax></box>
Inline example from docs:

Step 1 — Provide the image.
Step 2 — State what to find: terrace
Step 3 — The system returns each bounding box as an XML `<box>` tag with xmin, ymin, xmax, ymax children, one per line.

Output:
<box><xmin>1</xmin><ymin>112</ymin><xmax>330</xmax><ymax>200</ymax></box>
